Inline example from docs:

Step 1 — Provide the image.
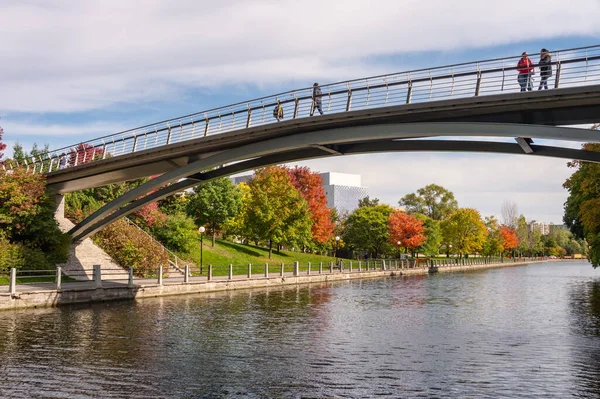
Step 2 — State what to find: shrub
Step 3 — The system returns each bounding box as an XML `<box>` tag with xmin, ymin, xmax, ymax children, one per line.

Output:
<box><xmin>152</xmin><ymin>213</ymin><xmax>198</xmax><ymax>254</ymax></box>
<box><xmin>0</xmin><ymin>168</ymin><xmax>69</xmax><ymax>267</ymax></box>
<box><xmin>94</xmin><ymin>220</ymin><xmax>169</xmax><ymax>277</ymax></box>
<box><xmin>0</xmin><ymin>239</ymin><xmax>54</xmax><ymax>270</ymax></box>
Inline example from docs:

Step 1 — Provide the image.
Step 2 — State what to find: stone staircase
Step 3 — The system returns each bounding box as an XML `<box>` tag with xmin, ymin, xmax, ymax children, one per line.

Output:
<box><xmin>54</xmin><ymin>193</ymin><xmax>187</xmax><ymax>280</ymax></box>
<box><xmin>55</xmin><ymin>217</ymin><xmax>128</xmax><ymax>281</ymax></box>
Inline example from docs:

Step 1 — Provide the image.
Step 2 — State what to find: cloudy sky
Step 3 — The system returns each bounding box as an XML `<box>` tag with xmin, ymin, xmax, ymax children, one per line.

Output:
<box><xmin>2</xmin><ymin>0</ymin><xmax>600</xmax><ymax>223</ymax></box>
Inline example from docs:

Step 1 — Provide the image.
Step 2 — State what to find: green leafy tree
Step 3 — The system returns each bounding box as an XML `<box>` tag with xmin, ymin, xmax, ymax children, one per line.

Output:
<box><xmin>399</xmin><ymin>184</ymin><xmax>458</xmax><ymax>220</ymax></box>
<box><xmin>441</xmin><ymin>208</ymin><xmax>487</xmax><ymax>258</ymax></box>
<box><xmin>0</xmin><ymin>168</ymin><xmax>69</xmax><ymax>268</ymax></box>
<box><xmin>481</xmin><ymin>216</ymin><xmax>504</xmax><ymax>258</ymax></box>
<box><xmin>159</xmin><ymin>193</ymin><xmax>189</xmax><ymax>215</ymax></box>
<box><xmin>358</xmin><ymin>196</ymin><xmax>380</xmax><ymax>208</ymax></box>
<box><xmin>515</xmin><ymin>215</ymin><xmax>529</xmax><ymax>256</ymax></box>
<box><xmin>11</xmin><ymin>142</ymin><xmax>26</xmax><ymax>164</ymax></box>
<box><xmin>186</xmin><ymin>177</ymin><xmax>242</xmax><ymax>247</ymax></box>
<box><xmin>223</xmin><ymin>182</ymin><xmax>251</xmax><ymax>242</ymax></box>
<box><xmin>343</xmin><ymin>204</ymin><xmax>393</xmax><ymax>258</ymax></box>
<box><xmin>563</xmin><ymin>133</ymin><xmax>600</xmax><ymax>266</ymax></box>
<box><xmin>245</xmin><ymin>166</ymin><xmax>312</xmax><ymax>258</ymax></box>
<box><xmin>415</xmin><ymin>215</ymin><xmax>442</xmax><ymax>257</ymax></box>
<box><xmin>153</xmin><ymin>213</ymin><xmax>199</xmax><ymax>253</ymax></box>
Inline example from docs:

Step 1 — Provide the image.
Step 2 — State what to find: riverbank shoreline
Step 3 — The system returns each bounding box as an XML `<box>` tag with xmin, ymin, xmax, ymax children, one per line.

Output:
<box><xmin>0</xmin><ymin>259</ymin><xmax>562</xmax><ymax>311</ymax></box>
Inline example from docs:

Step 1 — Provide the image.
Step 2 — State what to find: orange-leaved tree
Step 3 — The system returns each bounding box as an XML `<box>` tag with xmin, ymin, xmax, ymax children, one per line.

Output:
<box><xmin>388</xmin><ymin>210</ymin><xmax>426</xmax><ymax>254</ymax></box>
<box><xmin>288</xmin><ymin>166</ymin><xmax>334</xmax><ymax>244</ymax></box>
<box><xmin>500</xmin><ymin>225</ymin><xmax>519</xmax><ymax>255</ymax></box>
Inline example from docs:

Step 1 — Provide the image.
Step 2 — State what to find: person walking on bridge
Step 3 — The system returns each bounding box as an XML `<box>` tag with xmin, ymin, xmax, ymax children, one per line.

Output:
<box><xmin>310</xmin><ymin>82</ymin><xmax>324</xmax><ymax>116</ymax></box>
<box><xmin>538</xmin><ymin>49</ymin><xmax>552</xmax><ymax>90</ymax></box>
<box><xmin>517</xmin><ymin>52</ymin><xmax>534</xmax><ymax>92</ymax></box>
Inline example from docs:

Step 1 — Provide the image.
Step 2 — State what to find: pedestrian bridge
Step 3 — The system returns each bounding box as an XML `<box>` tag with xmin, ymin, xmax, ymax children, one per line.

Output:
<box><xmin>5</xmin><ymin>45</ymin><xmax>600</xmax><ymax>241</ymax></box>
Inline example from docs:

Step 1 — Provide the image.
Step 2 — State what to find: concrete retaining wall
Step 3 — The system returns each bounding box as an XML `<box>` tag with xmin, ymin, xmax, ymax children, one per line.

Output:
<box><xmin>0</xmin><ymin>260</ymin><xmax>546</xmax><ymax>311</ymax></box>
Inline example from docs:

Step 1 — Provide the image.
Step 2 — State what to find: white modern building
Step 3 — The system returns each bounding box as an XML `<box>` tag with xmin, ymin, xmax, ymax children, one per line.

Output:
<box><xmin>528</xmin><ymin>220</ymin><xmax>551</xmax><ymax>235</ymax></box>
<box><xmin>320</xmin><ymin>172</ymin><xmax>369</xmax><ymax>214</ymax></box>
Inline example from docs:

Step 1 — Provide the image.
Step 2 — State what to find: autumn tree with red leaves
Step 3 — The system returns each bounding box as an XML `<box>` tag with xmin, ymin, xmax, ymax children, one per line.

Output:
<box><xmin>133</xmin><ymin>175</ymin><xmax>167</xmax><ymax>227</ymax></box>
<box><xmin>388</xmin><ymin>210</ymin><xmax>427</xmax><ymax>254</ymax></box>
<box><xmin>288</xmin><ymin>166</ymin><xmax>334</xmax><ymax>244</ymax></box>
<box><xmin>500</xmin><ymin>225</ymin><xmax>519</xmax><ymax>255</ymax></box>
<box><xmin>68</xmin><ymin>143</ymin><xmax>104</xmax><ymax>166</ymax></box>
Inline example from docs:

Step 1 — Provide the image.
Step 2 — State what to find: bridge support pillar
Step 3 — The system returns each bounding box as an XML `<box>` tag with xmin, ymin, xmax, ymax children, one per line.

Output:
<box><xmin>128</xmin><ymin>267</ymin><xmax>134</xmax><ymax>287</ymax></box>
<box><xmin>54</xmin><ymin>193</ymin><xmax>65</xmax><ymax>221</ymax></box>
<box><xmin>94</xmin><ymin>264</ymin><xmax>102</xmax><ymax>288</ymax></box>
<box><xmin>56</xmin><ymin>267</ymin><xmax>62</xmax><ymax>290</ymax></box>
<box><xmin>9</xmin><ymin>268</ymin><xmax>16</xmax><ymax>295</ymax></box>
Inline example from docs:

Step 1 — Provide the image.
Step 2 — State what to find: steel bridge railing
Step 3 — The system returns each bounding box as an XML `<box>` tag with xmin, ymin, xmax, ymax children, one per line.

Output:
<box><xmin>4</xmin><ymin>45</ymin><xmax>600</xmax><ymax>174</ymax></box>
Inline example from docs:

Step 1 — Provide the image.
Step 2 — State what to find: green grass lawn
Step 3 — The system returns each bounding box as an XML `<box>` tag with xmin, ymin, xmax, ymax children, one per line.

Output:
<box><xmin>0</xmin><ymin>274</ymin><xmax>77</xmax><ymax>286</ymax></box>
<box><xmin>177</xmin><ymin>239</ymin><xmax>340</xmax><ymax>276</ymax></box>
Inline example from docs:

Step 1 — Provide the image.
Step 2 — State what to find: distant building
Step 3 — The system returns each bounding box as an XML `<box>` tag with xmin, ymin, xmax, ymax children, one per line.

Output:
<box><xmin>320</xmin><ymin>172</ymin><xmax>368</xmax><ymax>214</ymax></box>
<box><xmin>528</xmin><ymin>220</ymin><xmax>550</xmax><ymax>235</ymax></box>
<box><xmin>231</xmin><ymin>171</ymin><xmax>369</xmax><ymax>214</ymax></box>
<box><xmin>231</xmin><ymin>174</ymin><xmax>252</xmax><ymax>185</ymax></box>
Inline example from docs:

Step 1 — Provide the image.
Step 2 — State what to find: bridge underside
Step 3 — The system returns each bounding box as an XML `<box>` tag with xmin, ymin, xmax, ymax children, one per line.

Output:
<box><xmin>68</xmin><ymin>121</ymin><xmax>600</xmax><ymax>242</ymax></box>
<box><xmin>48</xmin><ymin>85</ymin><xmax>600</xmax><ymax>193</ymax></box>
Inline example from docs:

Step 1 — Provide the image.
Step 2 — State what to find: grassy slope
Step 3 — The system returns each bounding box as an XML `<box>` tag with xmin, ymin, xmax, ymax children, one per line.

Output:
<box><xmin>177</xmin><ymin>239</ymin><xmax>337</xmax><ymax>274</ymax></box>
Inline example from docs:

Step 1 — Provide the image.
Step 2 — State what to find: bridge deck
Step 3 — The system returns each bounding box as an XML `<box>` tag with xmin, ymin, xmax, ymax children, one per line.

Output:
<box><xmin>47</xmin><ymin>84</ymin><xmax>600</xmax><ymax>193</ymax></box>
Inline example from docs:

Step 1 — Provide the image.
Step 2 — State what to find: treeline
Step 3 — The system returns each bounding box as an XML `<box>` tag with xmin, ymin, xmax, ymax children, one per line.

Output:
<box><xmin>563</xmin><ymin>124</ymin><xmax>600</xmax><ymax>267</ymax></box>
<box><xmin>339</xmin><ymin>184</ymin><xmax>584</xmax><ymax>259</ymax></box>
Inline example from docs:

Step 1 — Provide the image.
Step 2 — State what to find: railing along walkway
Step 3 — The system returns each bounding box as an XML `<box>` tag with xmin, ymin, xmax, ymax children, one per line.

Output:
<box><xmin>1</xmin><ymin>257</ymin><xmax>547</xmax><ymax>294</ymax></box>
<box><xmin>4</xmin><ymin>45</ymin><xmax>600</xmax><ymax>174</ymax></box>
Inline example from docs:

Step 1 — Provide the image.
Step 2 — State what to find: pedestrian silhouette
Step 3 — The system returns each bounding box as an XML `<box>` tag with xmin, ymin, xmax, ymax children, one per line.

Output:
<box><xmin>272</xmin><ymin>102</ymin><xmax>284</xmax><ymax>122</ymax></box>
<box><xmin>538</xmin><ymin>48</ymin><xmax>552</xmax><ymax>90</ymax></box>
<box><xmin>310</xmin><ymin>83</ymin><xmax>324</xmax><ymax>116</ymax></box>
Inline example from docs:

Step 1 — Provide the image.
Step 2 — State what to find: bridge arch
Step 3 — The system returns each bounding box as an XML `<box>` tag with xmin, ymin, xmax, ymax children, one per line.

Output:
<box><xmin>69</xmin><ymin>122</ymin><xmax>600</xmax><ymax>241</ymax></box>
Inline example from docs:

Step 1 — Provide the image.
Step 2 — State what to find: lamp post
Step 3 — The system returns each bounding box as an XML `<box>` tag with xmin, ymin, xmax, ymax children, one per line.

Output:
<box><xmin>397</xmin><ymin>240</ymin><xmax>402</xmax><ymax>259</ymax></box>
<box><xmin>448</xmin><ymin>244</ymin><xmax>452</xmax><ymax>258</ymax></box>
<box><xmin>335</xmin><ymin>236</ymin><xmax>340</xmax><ymax>267</ymax></box>
<box><xmin>199</xmin><ymin>226</ymin><xmax>206</xmax><ymax>274</ymax></box>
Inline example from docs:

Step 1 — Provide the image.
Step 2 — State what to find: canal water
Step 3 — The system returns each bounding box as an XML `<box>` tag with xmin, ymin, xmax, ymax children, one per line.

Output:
<box><xmin>1</xmin><ymin>261</ymin><xmax>600</xmax><ymax>398</ymax></box>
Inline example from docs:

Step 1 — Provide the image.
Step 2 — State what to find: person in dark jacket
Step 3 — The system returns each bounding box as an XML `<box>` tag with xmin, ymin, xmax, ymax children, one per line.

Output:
<box><xmin>310</xmin><ymin>83</ymin><xmax>324</xmax><ymax>116</ymax></box>
<box><xmin>538</xmin><ymin>48</ymin><xmax>552</xmax><ymax>90</ymax></box>
<box><xmin>272</xmin><ymin>102</ymin><xmax>284</xmax><ymax>122</ymax></box>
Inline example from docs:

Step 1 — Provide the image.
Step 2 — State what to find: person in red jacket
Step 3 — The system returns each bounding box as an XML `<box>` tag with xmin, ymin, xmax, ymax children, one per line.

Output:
<box><xmin>517</xmin><ymin>52</ymin><xmax>534</xmax><ymax>92</ymax></box>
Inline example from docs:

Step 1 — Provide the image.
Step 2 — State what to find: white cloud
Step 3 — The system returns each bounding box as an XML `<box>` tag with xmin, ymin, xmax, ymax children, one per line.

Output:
<box><xmin>1</xmin><ymin>0</ymin><xmax>599</xmax><ymax>113</ymax></box>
